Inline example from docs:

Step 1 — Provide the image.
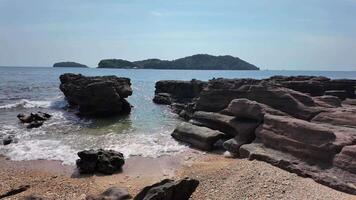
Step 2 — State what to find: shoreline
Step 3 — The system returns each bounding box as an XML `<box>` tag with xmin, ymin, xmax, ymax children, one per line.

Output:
<box><xmin>1</xmin><ymin>152</ymin><xmax>355</xmax><ymax>200</ymax></box>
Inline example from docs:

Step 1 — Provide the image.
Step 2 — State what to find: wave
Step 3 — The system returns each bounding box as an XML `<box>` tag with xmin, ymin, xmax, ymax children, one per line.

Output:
<box><xmin>0</xmin><ymin>99</ymin><xmax>67</xmax><ymax>110</ymax></box>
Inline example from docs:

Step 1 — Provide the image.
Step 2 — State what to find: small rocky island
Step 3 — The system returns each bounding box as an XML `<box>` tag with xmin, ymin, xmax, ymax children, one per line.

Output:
<box><xmin>53</xmin><ymin>62</ymin><xmax>88</xmax><ymax>68</ymax></box>
<box><xmin>98</xmin><ymin>54</ymin><xmax>259</xmax><ymax>70</ymax></box>
<box><xmin>154</xmin><ymin>76</ymin><xmax>356</xmax><ymax>194</ymax></box>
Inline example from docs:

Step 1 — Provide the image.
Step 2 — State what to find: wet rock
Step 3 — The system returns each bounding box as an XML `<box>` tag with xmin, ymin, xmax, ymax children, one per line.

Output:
<box><xmin>86</xmin><ymin>187</ymin><xmax>132</xmax><ymax>200</ymax></box>
<box><xmin>76</xmin><ymin>149</ymin><xmax>125</xmax><ymax>174</ymax></box>
<box><xmin>59</xmin><ymin>73</ymin><xmax>133</xmax><ymax>117</ymax></box>
<box><xmin>152</xmin><ymin>93</ymin><xmax>171</xmax><ymax>105</ymax></box>
<box><xmin>171</xmin><ymin>122</ymin><xmax>225</xmax><ymax>151</ymax></box>
<box><xmin>17</xmin><ymin>112</ymin><xmax>51</xmax><ymax>129</ymax></box>
<box><xmin>2</xmin><ymin>135</ymin><xmax>15</xmax><ymax>145</ymax></box>
<box><xmin>134</xmin><ymin>177</ymin><xmax>199</xmax><ymax>200</ymax></box>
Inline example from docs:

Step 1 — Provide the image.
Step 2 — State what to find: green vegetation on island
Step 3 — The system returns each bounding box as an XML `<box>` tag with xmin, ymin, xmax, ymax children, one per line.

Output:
<box><xmin>98</xmin><ymin>54</ymin><xmax>259</xmax><ymax>70</ymax></box>
<box><xmin>53</xmin><ymin>62</ymin><xmax>88</xmax><ymax>68</ymax></box>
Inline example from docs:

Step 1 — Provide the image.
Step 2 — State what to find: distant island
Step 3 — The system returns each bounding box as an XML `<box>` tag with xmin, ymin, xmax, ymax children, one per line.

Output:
<box><xmin>53</xmin><ymin>62</ymin><xmax>88</xmax><ymax>68</ymax></box>
<box><xmin>98</xmin><ymin>54</ymin><xmax>259</xmax><ymax>70</ymax></box>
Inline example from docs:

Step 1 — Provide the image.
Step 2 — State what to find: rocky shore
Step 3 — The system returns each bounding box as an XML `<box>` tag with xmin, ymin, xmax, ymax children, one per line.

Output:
<box><xmin>154</xmin><ymin>75</ymin><xmax>356</xmax><ymax>194</ymax></box>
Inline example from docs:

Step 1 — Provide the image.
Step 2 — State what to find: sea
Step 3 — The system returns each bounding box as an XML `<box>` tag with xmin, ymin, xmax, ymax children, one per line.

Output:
<box><xmin>1</xmin><ymin>67</ymin><xmax>356</xmax><ymax>165</ymax></box>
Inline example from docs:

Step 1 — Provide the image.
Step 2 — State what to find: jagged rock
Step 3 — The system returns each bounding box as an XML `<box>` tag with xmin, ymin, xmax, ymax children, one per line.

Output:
<box><xmin>134</xmin><ymin>177</ymin><xmax>199</xmax><ymax>200</ymax></box>
<box><xmin>154</xmin><ymin>80</ymin><xmax>206</xmax><ymax>104</ymax></box>
<box><xmin>59</xmin><ymin>73</ymin><xmax>133</xmax><ymax>117</ymax></box>
<box><xmin>152</xmin><ymin>93</ymin><xmax>171</xmax><ymax>105</ymax></box>
<box><xmin>76</xmin><ymin>149</ymin><xmax>125</xmax><ymax>174</ymax></box>
<box><xmin>86</xmin><ymin>187</ymin><xmax>132</xmax><ymax>200</ymax></box>
<box><xmin>17</xmin><ymin>112</ymin><xmax>51</xmax><ymax>129</ymax></box>
<box><xmin>226</xmin><ymin>98</ymin><xmax>287</xmax><ymax>121</ymax></box>
<box><xmin>196</xmin><ymin>83</ymin><xmax>321</xmax><ymax>120</ymax></box>
<box><xmin>171</xmin><ymin>122</ymin><xmax>225</xmax><ymax>151</ymax></box>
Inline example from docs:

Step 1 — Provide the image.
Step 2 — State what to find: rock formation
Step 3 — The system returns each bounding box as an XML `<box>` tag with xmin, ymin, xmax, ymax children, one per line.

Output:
<box><xmin>134</xmin><ymin>178</ymin><xmax>199</xmax><ymax>200</ymax></box>
<box><xmin>17</xmin><ymin>112</ymin><xmax>51</xmax><ymax>129</ymax></box>
<box><xmin>59</xmin><ymin>73</ymin><xmax>133</xmax><ymax>117</ymax></box>
<box><xmin>155</xmin><ymin>75</ymin><xmax>356</xmax><ymax>194</ymax></box>
<box><xmin>76</xmin><ymin>149</ymin><xmax>125</xmax><ymax>174</ymax></box>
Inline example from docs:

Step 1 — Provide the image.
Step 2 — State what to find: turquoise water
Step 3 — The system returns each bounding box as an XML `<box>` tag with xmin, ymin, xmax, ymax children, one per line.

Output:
<box><xmin>1</xmin><ymin>67</ymin><xmax>356</xmax><ymax>164</ymax></box>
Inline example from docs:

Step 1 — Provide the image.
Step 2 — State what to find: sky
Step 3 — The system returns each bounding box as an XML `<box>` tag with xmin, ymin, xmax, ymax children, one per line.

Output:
<box><xmin>0</xmin><ymin>0</ymin><xmax>355</xmax><ymax>70</ymax></box>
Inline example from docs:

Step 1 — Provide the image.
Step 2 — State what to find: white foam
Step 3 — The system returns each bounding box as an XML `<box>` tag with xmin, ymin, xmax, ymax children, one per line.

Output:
<box><xmin>0</xmin><ymin>99</ymin><xmax>51</xmax><ymax>109</ymax></box>
<box><xmin>0</xmin><ymin>98</ymin><xmax>67</xmax><ymax>110</ymax></box>
<box><xmin>1</xmin><ymin>139</ymin><xmax>78</xmax><ymax>165</ymax></box>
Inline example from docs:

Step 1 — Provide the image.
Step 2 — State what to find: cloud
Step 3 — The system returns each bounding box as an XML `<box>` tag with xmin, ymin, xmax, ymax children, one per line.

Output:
<box><xmin>149</xmin><ymin>11</ymin><xmax>162</xmax><ymax>17</ymax></box>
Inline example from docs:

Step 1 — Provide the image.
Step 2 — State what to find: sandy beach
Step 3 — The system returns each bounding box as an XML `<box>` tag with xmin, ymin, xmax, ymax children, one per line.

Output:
<box><xmin>1</xmin><ymin>151</ymin><xmax>355</xmax><ymax>200</ymax></box>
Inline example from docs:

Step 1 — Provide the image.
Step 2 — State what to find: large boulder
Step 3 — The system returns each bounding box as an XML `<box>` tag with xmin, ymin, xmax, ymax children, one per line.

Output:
<box><xmin>256</xmin><ymin>114</ymin><xmax>346</xmax><ymax>162</ymax></box>
<box><xmin>171</xmin><ymin>122</ymin><xmax>225</xmax><ymax>151</ymax></box>
<box><xmin>134</xmin><ymin>178</ymin><xmax>199</xmax><ymax>200</ymax></box>
<box><xmin>311</xmin><ymin>106</ymin><xmax>356</xmax><ymax>128</ymax></box>
<box><xmin>59</xmin><ymin>73</ymin><xmax>132</xmax><ymax>117</ymax></box>
<box><xmin>76</xmin><ymin>149</ymin><xmax>125</xmax><ymax>174</ymax></box>
<box><xmin>226</xmin><ymin>98</ymin><xmax>287</xmax><ymax>121</ymax></box>
<box><xmin>190</xmin><ymin>111</ymin><xmax>260</xmax><ymax>137</ymax></box>
<box><xmin>154</xmin><ymin>80</ymin><xmax>206</xmax><ymax>104</ymax></box>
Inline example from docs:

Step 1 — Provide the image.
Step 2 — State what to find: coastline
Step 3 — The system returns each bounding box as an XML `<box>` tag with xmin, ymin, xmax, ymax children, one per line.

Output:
<box><xmin>1</xmin><ymin>152</ymin><xmax>354</xmax><ymax>200</ymax></box>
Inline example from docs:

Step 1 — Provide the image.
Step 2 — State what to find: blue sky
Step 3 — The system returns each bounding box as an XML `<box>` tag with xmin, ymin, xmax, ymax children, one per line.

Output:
<box><xmin>0</xmin><ymin>0</ymin><xmax>355</xmax><ymax>70</ymax></box>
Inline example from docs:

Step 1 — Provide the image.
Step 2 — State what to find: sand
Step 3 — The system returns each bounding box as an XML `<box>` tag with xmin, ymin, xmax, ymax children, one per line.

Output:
<box><xmin>0</xmin><ymin>151</ymin><xmax>355</xmax><ymax>200</ymax></box>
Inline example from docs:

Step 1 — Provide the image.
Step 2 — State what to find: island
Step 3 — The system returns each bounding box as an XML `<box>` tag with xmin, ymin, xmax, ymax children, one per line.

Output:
<box><xmin>98</xmin><ymin>54</ymin><xmax>259</xmax><ymax>70</ymax></box>
<box><xmin>53</xmin><ymin>62</ymin><xmax>88</xmax><ymax>68</ymax></box>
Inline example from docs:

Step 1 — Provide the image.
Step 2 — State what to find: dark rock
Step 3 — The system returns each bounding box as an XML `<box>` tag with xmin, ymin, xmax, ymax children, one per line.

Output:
<box><xmin>59</xmin><ymin>73</ymin><xmax>133</xmax><ymax>117</ymax></box>
<box><xmin>86</xmin><ymin>187</ymin><xmax>132</xmax><ymax>200</ymax></box>
<box><xmin>154</xmin><ymin>79</ymin><xmax>206</xmax><ymax>104</ymax></box>
<box><xmin>152</xmin><ymin>93</ymin><xmax>171</xmax><ymax>105</ymax></box>
<box><xmin>2</xmin><ymin>135</ymin><xmax>15</xmax><ymax>145</ymax></box>
<box><xmin>326</xmin><ymin>79</ymin><xmax>356</xmax><ymax>99</ymax></box>
<box><xmin>76</xmin><ymin>149</ymin><xmax>125</xmax><ymax>174</ymax></box>
<box><xmin>26</xmin><ymin>121</ymin><xmax>44</xmax><ymax>129</ymax></box>
<box><xmin>325</xmin><ymin>90</ymin><xmax>348</xmax><ymax>100</ymax></box>
<box><xmin>190</xmin><ymin>111</ymin><xmax>260</xmax><ymax>138</ymax></box>
<box><xmin>171</xmin><ymin>122</ymin><xmax>225</xmax><ymax>151</ymax></box>
<box><xmin>0</xmin><ymin>185</ymin><xmax>30</xmax><ymax>199</ymax></box>
<box><xmin>134</xmin><ymin>177</ymin><xmax>199</xmax><ymax>200</ymax></box>
<box><xmin>226</xmin><ymin>98</ymin><xmax>287</xmax><ymax>121</ymax></box>
<box><xmin>17</xmin><ymin>112</ymin><xmax>51</xmax><ymax>129</ymax></box>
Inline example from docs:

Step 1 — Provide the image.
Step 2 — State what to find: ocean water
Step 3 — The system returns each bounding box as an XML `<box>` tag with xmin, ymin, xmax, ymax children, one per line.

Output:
<box><xmin>1</xmin><ymin>67</ymin><xmax>356</xmax><ymax>165</ymax></box>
